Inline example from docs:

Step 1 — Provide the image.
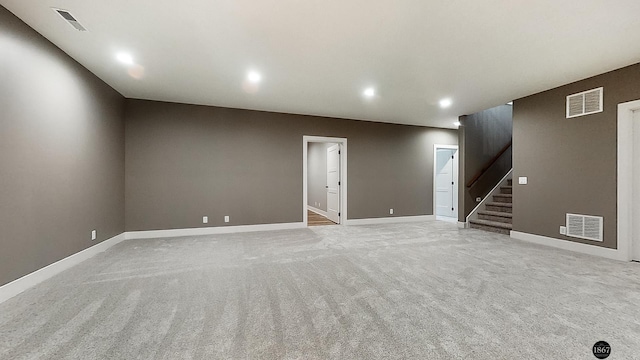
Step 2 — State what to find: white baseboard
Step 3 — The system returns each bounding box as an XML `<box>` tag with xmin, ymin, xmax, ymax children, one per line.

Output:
<box><xmin>0</xmin><ymin>233</ymin><xmax>126</xmax><ymax>304</ymax></box>
<box><xmin>457</xmin><ymin>221</ymin><xmax>467</xmax><ymax>229</ymax></box>
<box><xmin>345</xmin><ymin>215</ymin><xmax>435</xmax><ymax>226</ymax></box>
<box><xmin>510</xmin><ymin>231</ymin><xmax>626</xmax><ymax>261</ymax></box>
<box><xmin>125</xmin><ymin>222</ymin><xmax>306</xmax><ymax>240</ymax></box>
<box><xmin>307</xmin><ymin>205</ymin><xmax>328</xmax><ymax>218</ymax></box>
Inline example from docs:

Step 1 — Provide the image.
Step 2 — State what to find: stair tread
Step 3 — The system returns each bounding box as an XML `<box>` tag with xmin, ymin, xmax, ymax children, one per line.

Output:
<box><xmin>486</xmin><ymin>202</ymin><xmax>513</xmax><ymax>207</ymax></box>
<box><xmin>478</xmin><ymin>210</ymin><xmax>513</xmax><ymax>218</ymax></box>
<box><xmin>501</xmin><ymin>186</ymin><xmax>512</xmax><ymax>188</ymax></box>
<box><xmin>470</xmin><ymin>219</ymin><xmax>513</xmax><ymax>229</ymax></box>
<box><xmin>494</xmin><ymin>194</ymin><xmax>513</xmax><ymax>197</ymax></box>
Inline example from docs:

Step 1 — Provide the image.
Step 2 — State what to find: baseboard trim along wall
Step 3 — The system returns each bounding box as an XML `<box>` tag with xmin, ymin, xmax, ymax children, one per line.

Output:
<box><xmin>1</xmin><ymin>222</ymin><xmax>307</xmax><ymax>303</ymax></box>
<box><xmin>307</xmin><ymin>205</ymin><xmax>328</xmax><ymax>218</ymax></box>
<box><xmin>345</xmin><ymin>215</ymin><xmax>435</xmax><ymax>226</ymax></box>
<box><xmin>510</xmin><ymin>231</ymin><xmax>625</xmax><ymax>261</ymax></box>
<box><xmin>125</xmin><ymin>222</ymin><xmax>306</xmax><ymax>240</ymax></box>
<box><xmin>0</xmin><ymin>233</ymin><xmax>126</xmax><ymax>304</ymax></box>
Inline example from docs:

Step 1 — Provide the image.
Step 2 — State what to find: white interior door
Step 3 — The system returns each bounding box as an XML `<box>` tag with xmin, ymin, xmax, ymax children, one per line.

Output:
<box><xmin>633</xmin><ymin>110</ymin><xmax>640</xmax><ymax>261</ymax></box>
<box><xmin>435</xmin><ymin>148</ymin><xmax>458</xmax><ymax>218</ymax></box>
<box><xmin>326</xmin><ymin>144</ymin><xmax>341</xmax><ymax>223</ymax></box>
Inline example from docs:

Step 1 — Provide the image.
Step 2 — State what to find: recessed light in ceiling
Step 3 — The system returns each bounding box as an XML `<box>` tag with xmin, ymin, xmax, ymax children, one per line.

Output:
<box><xmin>116</xmin><ymin>52</ymin><xmax>134</xmax><ymax>65</ymax></box>
<box><xmin>507</xmin><ymin>101</ymin><xmax>513</xmax><ymax>105</ymax></box>
<box><xmin>363</xmin><ymin>87</ymin><xmax>375</xmax><ymax>98</ymax></box>
<box><xmin>247</xmin><ymin>71</ymin><xmax>262</xmax><ymax>83</ymax></box>
<box><xmin>439</xmin><ymin>98</ymin><xmax>452</xmax><ymax>108</ymax></box>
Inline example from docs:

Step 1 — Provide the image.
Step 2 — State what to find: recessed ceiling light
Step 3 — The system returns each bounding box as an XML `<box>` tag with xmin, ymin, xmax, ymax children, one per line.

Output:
<box><xmin>507</xmin><ymin>101</ymin><xmax>513</xmax><ymax>105</ymax></box>
<box><xmin>116</xmin><ymin>52</ymin><xmax>134</xmax><ymax>65</ymax></box>
<box><xmin>363</xmin><ymin>87</ymin><xmax>375</xmax><ymax>98</ymax></box>
<box><xmin>248</xmin><ymin>71</ymin><xmax>262</xmax><ymax>83</ymax></box>
<box><xmin>454</xmin><ymin>121</ymin><xmax>461</xmax><ymax>127</ymax></box>
<box><xmin>439</xmin><ymin>98</ymin><xmax>452</xmax><ymax>108</ymax></box>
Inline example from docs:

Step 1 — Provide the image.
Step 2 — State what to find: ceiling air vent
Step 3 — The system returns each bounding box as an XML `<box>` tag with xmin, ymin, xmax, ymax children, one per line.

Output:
<box><xmin>566</xmin><ymin>87</ymin><xmax>603</xmax><ymax>118</ymax></box>
<box><xmin>566</xmin><ymin>213</ymin><xmax>603</xmax><ymax>242</ymax></box>
<box><xmin>53</xmin><ymin>8</ymin><xmax>87</xmax><ymax>31</ymax></box>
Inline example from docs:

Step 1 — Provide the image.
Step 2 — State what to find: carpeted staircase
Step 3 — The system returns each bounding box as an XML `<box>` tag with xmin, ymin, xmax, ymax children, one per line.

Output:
<box><xmin>469</xmin><ymin>179</ymin><xmax>512</xmax><ymax>235</ymax></box>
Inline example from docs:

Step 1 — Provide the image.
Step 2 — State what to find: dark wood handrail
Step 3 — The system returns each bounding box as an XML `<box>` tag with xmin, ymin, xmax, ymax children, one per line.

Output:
<box><xmin>466</xmin><ymin>140</ymin><xmax>512</xmax><ymax>188</ymax></box>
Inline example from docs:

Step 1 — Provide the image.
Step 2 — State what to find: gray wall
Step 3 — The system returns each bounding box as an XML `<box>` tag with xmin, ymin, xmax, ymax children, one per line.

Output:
<box><xmin>0</xmin><ymin>7</ymin><xmax>125</xmax><ymax>286</ymax></box>
<box><xmin>458</xmin><ymin>105</ymin><xmax>512</xmax><ymax>221</ymax></box>
<box><xmin>513</xmin><ymin>63</ymin><xmax>640</xmax><ymax>249</ymax></box>
<box><xmin>125</xmin><ymin>100</ymin><xmax>458</xmax><ymax>230</ymax></box>
<box><xmin>307</xmin><ymin>142</ymin><xmax>333</xmax><ymax>212</ymax></box>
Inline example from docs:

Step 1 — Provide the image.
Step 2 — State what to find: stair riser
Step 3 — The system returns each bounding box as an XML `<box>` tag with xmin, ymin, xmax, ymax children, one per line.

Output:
<box><xmin>470</xmin><ymin>223</ymin><xmax>510</xmax><ymax>235</ymax></box>
<box><xmin>479</xmin><ymin>214</ymin><xmax>512</xmax><ymax>224</ymax></box>
<box><xmin>486</xmin><ymin>205</ymin><xmax>512</xmax><ymax>213</ymax></box>
<box><xmin>493</xmin><ymin>196</ymin><xmax>512</xmax><ymax>203</ymax></box>
<box><xmin>500</xmin><ymin>187</ymin><xmax>512</xmax><ymax>195</ymax></box>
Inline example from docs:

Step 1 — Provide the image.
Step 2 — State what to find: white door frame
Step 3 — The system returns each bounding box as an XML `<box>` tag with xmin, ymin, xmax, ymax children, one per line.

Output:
<box><xmin>433</xmin><ymin>144</ymin><xmax>459</xmax><ymax>218</ymax></box>
<box><xmin>617</xmin><ymin>99</ymin><xmax>640</xmax><ymax>261</ymax></box>
<box><xmin>303</xmin><ymin>136</ymin><xmax>348</xmax><ymax>226</ymax></box>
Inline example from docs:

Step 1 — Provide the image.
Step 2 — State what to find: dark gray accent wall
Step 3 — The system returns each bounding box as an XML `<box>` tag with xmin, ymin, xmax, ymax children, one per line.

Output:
<box><xmin>125</xmin><ymin>100</ymin><xmax>457</xmax><ymax>231</ymax></box>
<box><xmin>458</xmin><ymin>105</ymin><xmax>512</xmax><ymax>221</ymax></box>
<box><xmin>513</xmin><ymin>63</ymin><xmax>640</xmax><ymax>249</ymax></box>
<box><xmin>0</xmin><ymin>7</ymin><xmax>125</xmax><ymax>286</ymax></box>
<box><xmin>307</xmin><ymin>142</ymin><xmax>332</xmax><ymax>212</ymax></box>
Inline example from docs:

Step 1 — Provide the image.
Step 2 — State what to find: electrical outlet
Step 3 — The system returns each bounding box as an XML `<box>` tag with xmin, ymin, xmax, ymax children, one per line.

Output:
<box><xmin>518</xmin><ymin>176</ymin><xmax>528</xmax><ymax>185</ymax></box>
<box><xmin>560</xmin><ymin>226</ymin><xmax>567</xmax><ymax>235</ymax></box>
<box><xmin>91</xmin><ymin>230</ymin><xmax>97</xmax><ymax>241</ymax></box>
<box><xmin>203</xmin><ymin>216</ymin><xmax>208</xmax><ymax>224</ymax></box>
<box><xmin>476</xmin><ymin>197</ymin><xmax>482</xmax><ymax>202</ymax></box>
<box><xmin>224</xmin><ymin>215</ymin><xmax>230</xmax><ymax>223</ymax></box>
<box><xmin>389</xmin><ymin>208</ymin><xmax>394</xmax><ymax>215</ymax></box>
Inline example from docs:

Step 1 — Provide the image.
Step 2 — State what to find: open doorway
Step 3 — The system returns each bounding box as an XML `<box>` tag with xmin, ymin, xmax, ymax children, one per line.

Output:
<box><xmin>618</xmin><ymin>100</ymin><xmax>640</xmax><ymax>262</ymax></box>
<box><xmin>303</xmin><ymin>136</ymin><xmax>348</xmax><ymax>226</ymax></box>
<box><xmin>433</xmin><ymin>144</ymin><xmax>459</xmax><ymax>222</ymax></box>
<box><xmin>632</xmin><ymin>108</ymin><xmax>640</xmax><ymax>262</ymax></box>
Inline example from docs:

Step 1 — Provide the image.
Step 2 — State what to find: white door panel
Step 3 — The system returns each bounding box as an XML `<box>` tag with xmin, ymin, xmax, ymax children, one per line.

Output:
<box><xmin>326</xmin><ymin>144</ymin><xmax>340</xmax><ymax>223</ymax></box>
<box><xmin>435</xmin><ymin>148</ymin><xmax>457</xmax><ymax>218</ymax></box>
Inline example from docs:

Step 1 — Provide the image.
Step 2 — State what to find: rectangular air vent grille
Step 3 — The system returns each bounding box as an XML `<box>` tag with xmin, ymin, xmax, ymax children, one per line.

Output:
<box><xmin>566</xmin><ymin>87</ymin><xmax>603</xmax><ymax>118</ymax></box>
<box><xmin>566</xmin><ymin>213</ymin><xmax>603</xmax><ymax>242</ymax></box>
<box><xmin>53</xmin><ymin>9</ymin><xmax>87</xmax><ymax>31</ymax></box>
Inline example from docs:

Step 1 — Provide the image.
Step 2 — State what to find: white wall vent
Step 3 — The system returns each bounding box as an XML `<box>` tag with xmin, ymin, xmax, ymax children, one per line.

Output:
<box><xmin>565</xmin><ymin>213</ymin><xmax>603</xmax><ymax>242</ymax></box>
<box><xmin>53</xmin><ymin>8</ymin><xmax>87</xmax><ymax>31</ymax></box>
<box><xmin>566</xmin><ymin>87</ymin><xmax>603</xmax><ymax>118</ymax></box>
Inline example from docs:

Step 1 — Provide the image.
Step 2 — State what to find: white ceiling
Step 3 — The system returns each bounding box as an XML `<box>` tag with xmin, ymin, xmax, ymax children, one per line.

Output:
<box><xmin>3</xmin><ymin>0</ymin><xmax>640</xmax><ymax>129</ymax></box>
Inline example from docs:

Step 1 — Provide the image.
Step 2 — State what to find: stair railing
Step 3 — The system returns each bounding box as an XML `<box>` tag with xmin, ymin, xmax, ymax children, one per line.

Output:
<box><xmin>466</xmin><ymin>140</ymin><xmax>512</xmax><ymax>189</ymax></box>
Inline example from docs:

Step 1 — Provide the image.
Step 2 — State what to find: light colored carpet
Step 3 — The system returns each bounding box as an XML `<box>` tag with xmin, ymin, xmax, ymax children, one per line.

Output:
<box><xmin>1</xmin><ymin>221</ymin><xmax>639</xmax><ymax>359</ymax></box>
